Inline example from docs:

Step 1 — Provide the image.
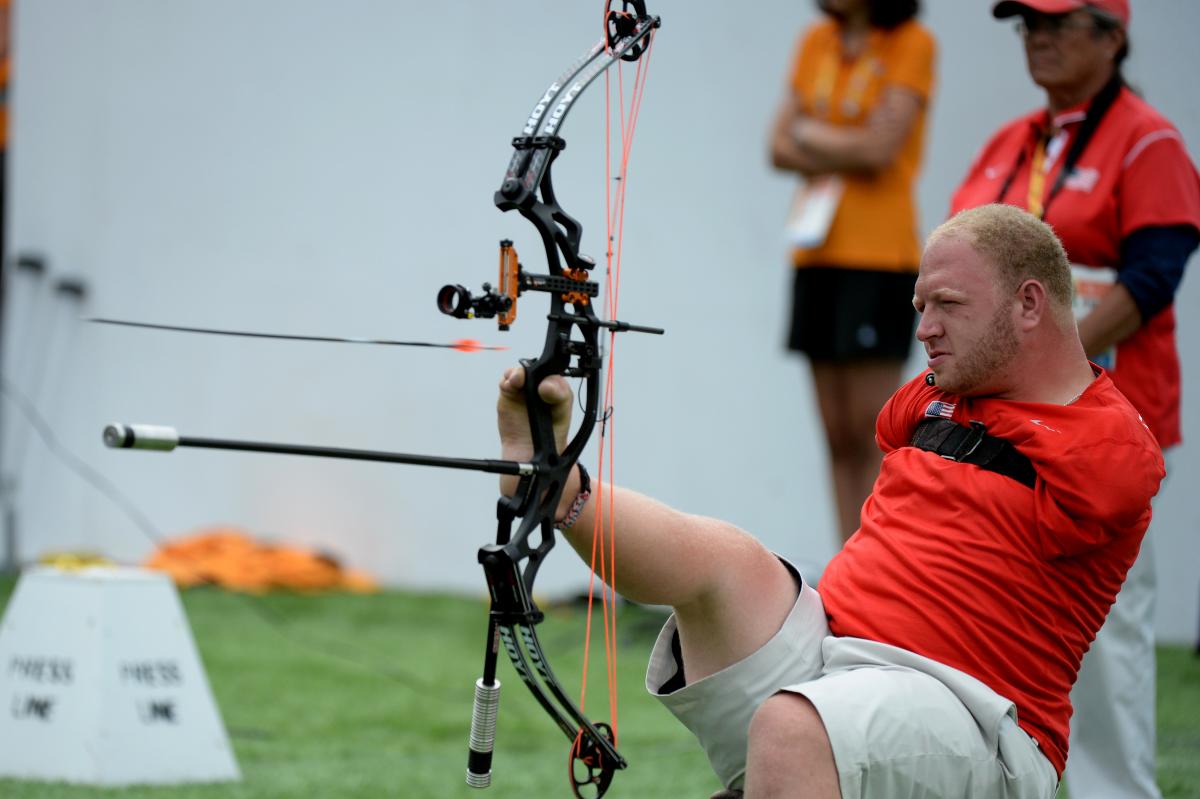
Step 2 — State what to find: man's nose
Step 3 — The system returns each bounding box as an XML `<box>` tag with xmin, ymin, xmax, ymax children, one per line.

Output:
<box><xmin>915</xmin><ymin>311</ymin><xmax>938</xmax><ymax>342</ymax></box>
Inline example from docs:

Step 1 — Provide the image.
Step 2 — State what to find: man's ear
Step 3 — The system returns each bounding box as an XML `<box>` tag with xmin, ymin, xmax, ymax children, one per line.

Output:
<box><xmin>1015</xmin><ymin>279</ymin><xmax>1047</xmax><ymax>331</ymax></box>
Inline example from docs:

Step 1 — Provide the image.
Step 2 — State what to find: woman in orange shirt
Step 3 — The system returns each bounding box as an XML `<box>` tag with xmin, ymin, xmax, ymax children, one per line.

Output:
<box><xmin>770</xmin><ymin>0</ymin><xmax>935</xmax><ymax>544</ymax></box>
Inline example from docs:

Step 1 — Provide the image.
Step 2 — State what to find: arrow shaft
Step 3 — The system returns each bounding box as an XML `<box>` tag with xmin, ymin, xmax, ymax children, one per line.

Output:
<box><xmin>177</xmin><ymin>435</ymin><xmax>532</xmax><ymax>475</ymax></box>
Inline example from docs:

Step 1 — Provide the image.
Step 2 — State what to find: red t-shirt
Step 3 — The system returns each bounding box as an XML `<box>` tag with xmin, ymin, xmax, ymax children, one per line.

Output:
<box><xmin>950</xmin><ymin>87</ymin><xmax>1200</xmax><ymax>447</ymax></box>
<box><xmin>819</xmin><ymin>371</ymin><xmax>1164</xmax><ymax>776</ymax></box>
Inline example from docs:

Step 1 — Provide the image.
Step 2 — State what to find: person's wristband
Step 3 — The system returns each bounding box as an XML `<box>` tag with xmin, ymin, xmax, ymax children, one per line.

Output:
<box><xmin>554</xmin><ymin>463</ymin><xmax>591</xmax><ymax>530</ymax></box>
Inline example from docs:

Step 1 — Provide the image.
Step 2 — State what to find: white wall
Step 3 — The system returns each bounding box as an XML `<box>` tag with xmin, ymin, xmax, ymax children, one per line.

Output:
<box><xmin>3</xmin><ymin>0</ymin><xmax>1198</xmax><ymax>642</ymax></box>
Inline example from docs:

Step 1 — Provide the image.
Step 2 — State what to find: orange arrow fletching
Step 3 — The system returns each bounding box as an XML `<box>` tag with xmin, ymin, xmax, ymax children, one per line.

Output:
<box><xmin>452</xmin><ymin>339</ymin><xmax>509</xmax><ymax>353</ymax></box>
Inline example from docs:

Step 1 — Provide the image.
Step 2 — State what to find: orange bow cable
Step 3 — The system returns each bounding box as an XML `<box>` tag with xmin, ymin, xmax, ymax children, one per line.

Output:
<box><xmin>577</xmin><ymin>3</ymin><xmax>658</xmax><ymax>753</ymax></box>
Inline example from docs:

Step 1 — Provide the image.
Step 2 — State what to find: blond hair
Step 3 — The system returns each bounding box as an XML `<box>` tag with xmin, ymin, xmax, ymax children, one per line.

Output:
<box><xmin>930</xmin><ymin>204</ymin><xmax>1074</xmax><ymax>311</ymax></box>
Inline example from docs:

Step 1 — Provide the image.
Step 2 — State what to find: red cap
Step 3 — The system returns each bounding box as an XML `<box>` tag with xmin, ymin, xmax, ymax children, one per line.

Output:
<box><xmin>992</xmin><ymin>0</ymin><xmax>1129</xmax><ymax>27</ymax></box>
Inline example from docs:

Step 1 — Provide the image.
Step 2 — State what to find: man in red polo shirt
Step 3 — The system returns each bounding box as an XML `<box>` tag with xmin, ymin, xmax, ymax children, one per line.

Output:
<box><xmin>497</xmin><ymin>205</ymin><xmax>1164</xmax><ymax>796</ymax></box>
<box><xmin>951</xmin><ymin>2</ymin><xmax>1200</xmax><ymax>796</ymax></box>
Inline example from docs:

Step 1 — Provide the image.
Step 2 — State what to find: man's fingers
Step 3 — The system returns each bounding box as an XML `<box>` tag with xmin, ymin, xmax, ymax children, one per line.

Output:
<box><xmin>499</xmin><ymin>366</ymin><xmax>525</xmax><ymax>396</ymax></box>
<box><xmin>498</xmin><ymin>366</ymin><xmax>570</xmax><ymax>407</ymax></box>
<box><xmin>538</xmin><ymin>374</ymin><xmax>570</xmax><ymax>406</ymax></box>
<box><xmin>496</xmin><ymin>367</ymin><xmax>573</xmax><ymax>464</ymax></box>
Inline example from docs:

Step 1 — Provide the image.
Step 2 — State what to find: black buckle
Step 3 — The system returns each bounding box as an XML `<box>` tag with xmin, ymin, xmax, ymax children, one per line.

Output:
<box><xmin>944</xmin><ymin>421</ymin><xmax>987</xmax><ymax>461</ymax></box>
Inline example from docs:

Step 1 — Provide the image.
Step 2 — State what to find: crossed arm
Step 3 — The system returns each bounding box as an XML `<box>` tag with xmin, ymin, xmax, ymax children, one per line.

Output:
<box><xmin>769</xmin><ymin>86</ymin><xmax>923</xmax><ymax>177</ymax></box>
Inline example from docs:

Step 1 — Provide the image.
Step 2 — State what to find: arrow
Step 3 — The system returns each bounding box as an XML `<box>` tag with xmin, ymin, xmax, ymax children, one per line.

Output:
<box><xmin>87</xmin><ymin>318</ymin><xmax>508</xmax><ymax>352</ymax></box>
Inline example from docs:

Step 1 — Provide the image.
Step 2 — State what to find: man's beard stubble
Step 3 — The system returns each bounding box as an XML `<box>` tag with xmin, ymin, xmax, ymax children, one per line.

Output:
<box><xmin>938</xmin><ymin>305</ymin><xmax>1021</xmax><ymax>396</ymax></box>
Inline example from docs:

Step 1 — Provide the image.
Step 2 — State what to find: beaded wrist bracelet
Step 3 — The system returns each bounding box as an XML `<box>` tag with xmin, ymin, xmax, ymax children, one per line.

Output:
<box><xmin>554</xmin><ymin>463</ymin><xmax>592</xmax><ymax>530</ymax></box>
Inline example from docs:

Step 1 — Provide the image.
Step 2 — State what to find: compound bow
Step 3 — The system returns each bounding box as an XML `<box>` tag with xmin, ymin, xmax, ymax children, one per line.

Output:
<box><xmin>103</xmin><ymin>3</ymin><xmax>661</xmax><ymax>797</ymax></box>
<box><xmin>443</xmin><ymin>3</ymin><xmax>661</xmax><ymax>795</ymax></box>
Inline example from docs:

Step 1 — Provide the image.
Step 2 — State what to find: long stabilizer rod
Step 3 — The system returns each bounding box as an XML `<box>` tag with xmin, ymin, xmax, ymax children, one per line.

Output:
<box><xmin>102</xmin><ymin>423</ymin><xmax>535</xmax><ymax>476</ymax></box>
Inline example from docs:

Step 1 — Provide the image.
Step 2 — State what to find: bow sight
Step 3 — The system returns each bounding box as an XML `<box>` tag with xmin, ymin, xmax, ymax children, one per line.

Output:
<box><xmin>438</xmin><ymin>241</ymin><xmax>600</xmax><ymax>332</ymax></box>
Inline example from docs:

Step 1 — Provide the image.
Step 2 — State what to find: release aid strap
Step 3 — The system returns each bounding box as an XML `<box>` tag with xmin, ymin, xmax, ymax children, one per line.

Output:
<box><xmin>909</xmin><ymin>418</ymin><xmax>1037</xmax><ymax>489</ymax></box>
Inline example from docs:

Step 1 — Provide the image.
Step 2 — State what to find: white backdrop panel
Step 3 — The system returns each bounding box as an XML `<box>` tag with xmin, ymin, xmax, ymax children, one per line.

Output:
<box><xmin>4</xmin><ymin>0</ymin><xmax>1199</xmax><ymax>641</ymax></box>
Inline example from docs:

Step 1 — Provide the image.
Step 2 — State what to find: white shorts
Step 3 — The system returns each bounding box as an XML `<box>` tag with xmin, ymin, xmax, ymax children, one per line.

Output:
<box><xmin>645</xmin><ymin>564</ymin><xmax>1057</xmax><ymax>798</ymax></box>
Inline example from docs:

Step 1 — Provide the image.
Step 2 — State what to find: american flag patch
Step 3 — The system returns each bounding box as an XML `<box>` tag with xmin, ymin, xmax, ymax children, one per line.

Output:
<box><xmin>925</xmin><ymin>400</ymin><xmax>956</xmax><ymax>419</ymax></box>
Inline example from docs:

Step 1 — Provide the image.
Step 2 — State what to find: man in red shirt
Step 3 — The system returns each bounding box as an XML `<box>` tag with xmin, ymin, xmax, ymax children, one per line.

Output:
<box><xmin>497</xmin><ymin>204</ymin><xmax>1162</xmax><ymax>797</ymax></box>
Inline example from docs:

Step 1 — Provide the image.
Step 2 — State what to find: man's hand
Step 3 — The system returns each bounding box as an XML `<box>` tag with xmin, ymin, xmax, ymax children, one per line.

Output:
<box><xmin>497</xmin><ymin>366</ymin><xmax>573</xmax><ymax>496</ymax></box>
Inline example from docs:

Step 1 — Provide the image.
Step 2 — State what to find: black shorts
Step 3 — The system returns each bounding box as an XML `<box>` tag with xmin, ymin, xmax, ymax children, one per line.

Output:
<box><xmin>787</xmin><ymin>265</ymin><xmax>917</xmax><ymax>362</ymax></box>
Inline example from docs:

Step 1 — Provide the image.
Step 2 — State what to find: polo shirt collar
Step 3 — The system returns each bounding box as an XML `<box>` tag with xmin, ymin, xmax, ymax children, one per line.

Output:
<box><xmin>1041</xmin><ymin>85</ymin><xmax>1127</xmax><ymax>131</ymax></box>
<box><xmin>1037</xmin><ymin>100</ymin><xmax>1089</xmax><ymax>133</ymax></box>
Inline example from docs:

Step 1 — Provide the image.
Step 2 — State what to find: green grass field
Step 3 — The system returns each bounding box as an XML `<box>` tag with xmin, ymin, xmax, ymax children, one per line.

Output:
<box><xmin>0</xmin><ymin>577</ymin><xmax>1197</xmax><ymax>798</ymax></box>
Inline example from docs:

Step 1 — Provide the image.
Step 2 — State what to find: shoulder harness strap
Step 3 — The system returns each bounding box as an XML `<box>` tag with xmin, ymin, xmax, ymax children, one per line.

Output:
<box><xmin>909</xmin><ymin>418</ymin><xmax>1037</xmax><ymax>489</ymax></box>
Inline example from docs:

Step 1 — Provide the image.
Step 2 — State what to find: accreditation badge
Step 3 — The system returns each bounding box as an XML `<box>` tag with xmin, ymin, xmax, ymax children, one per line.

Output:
<box><xmin>1070</xmin><ymin>264</ymin><xmax>1118</xmax><ymax>370</ymax></box>
<box><xmin>785</xmin><ymin>175</ymin><xmax>844</xmax><ymax>250</ymax></box>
